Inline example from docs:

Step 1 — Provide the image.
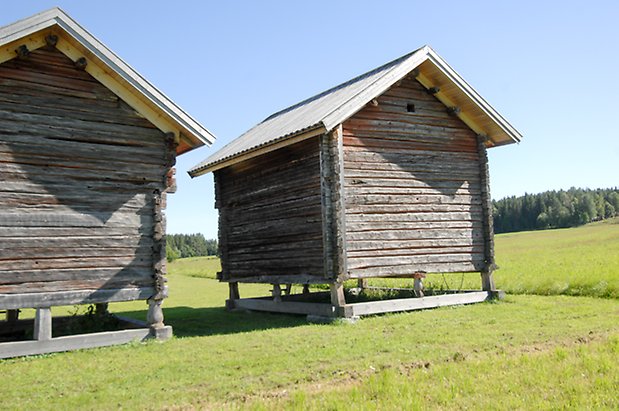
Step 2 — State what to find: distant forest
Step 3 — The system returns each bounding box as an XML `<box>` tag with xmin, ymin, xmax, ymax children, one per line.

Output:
<box><xmin>166</xmin><ymin>233</ymin><xmax>218</xmax><ymax>262</ymax></box>
<box><xmin>493</xmin><ymin>187</ymin><xmax>619</xmax><ymax>233</ymax></box>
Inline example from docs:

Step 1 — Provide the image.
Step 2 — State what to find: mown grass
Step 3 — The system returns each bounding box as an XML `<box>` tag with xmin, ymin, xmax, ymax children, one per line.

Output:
<box><xmin>1</xmin><ymin>286</ymin><xmax>618</xmax><ymax>409</ymax></box>
<box><xmin>259</xmin><ymin>335</ymin><xmax>619</xmax><ymax>410</ymax></box>
<box><xmin>1</xmin><ymin>220</ymin><xmax>618</xmax><ymax>409</ymax></box>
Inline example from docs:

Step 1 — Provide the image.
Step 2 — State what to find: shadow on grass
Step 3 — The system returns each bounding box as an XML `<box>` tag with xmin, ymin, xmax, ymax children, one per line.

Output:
<box><xmin>115</xmin><ymin>306</ymin><xmax>307</xmax><ymax>338</ymax></box>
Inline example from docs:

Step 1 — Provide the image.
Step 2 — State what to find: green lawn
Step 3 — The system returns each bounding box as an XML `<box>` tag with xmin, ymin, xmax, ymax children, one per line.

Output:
<box><xmin>1</xmin><ymin>220</ymin><xmax>618</xmax><ymax>409</ymax></box>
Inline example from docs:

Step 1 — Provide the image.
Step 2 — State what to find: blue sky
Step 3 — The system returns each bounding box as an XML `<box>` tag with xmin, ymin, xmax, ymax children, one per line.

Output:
<box><xmin>4</xmin><ymin>1</ymin><xmax>619</xmax><ymax>238</ymax></box>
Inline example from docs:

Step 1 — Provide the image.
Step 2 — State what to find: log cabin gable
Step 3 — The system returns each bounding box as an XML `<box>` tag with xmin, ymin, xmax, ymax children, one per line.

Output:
<box><xmin>190</xmin><ymin>46</ymin><xmax>520</xmax><ymax>177</ymax></box>
<box><xmin>338</xmin><ymin>75</ymin><xmax>496</xmax><ymax>279</ymax></box>
<box><xmin>0</xmin><ymin>7</ymin><xmax>215</xmax><ymax>155</ymax></box>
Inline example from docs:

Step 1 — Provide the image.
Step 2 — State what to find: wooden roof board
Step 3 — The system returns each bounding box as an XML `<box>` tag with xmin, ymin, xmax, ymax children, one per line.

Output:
<box><xmin>0</xmin><ymin>7</ymin><xmax>215</xmax><ymax>154</ymax></box>
<box><xmin>189</xmin><ymin>46</ymin><xmax>521</xmax><ymax>176</ymax></box>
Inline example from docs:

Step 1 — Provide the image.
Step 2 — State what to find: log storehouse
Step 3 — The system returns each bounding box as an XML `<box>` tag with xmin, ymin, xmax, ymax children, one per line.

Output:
<box><xmin>190</xmin><ymin>46</ymin><xmax>521</xmax><ymax>320</ymax></box>
<box><xmin>0</xmin><ymin>8</ymin><xmax>215</xmax><ymax>357</ymax></box>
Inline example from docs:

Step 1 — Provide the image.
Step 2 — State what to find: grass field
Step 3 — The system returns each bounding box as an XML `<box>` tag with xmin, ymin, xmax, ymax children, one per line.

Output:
<box><xmin>493</xmin><ymin>217</ymin><xmax>619</xmax><ymax>298</ymax></box>
<box><xmin>367</xmin><ymin>217</ymin><xmax>619</xmax><ymax>299</ymax></box>
<box><xmin>0</xmin><ymin>220</ymin><xmax>618</xmax><ymax>409</ymax></box>
<box><xmin>168</xmin><ymin>255</ymin><xmax>221</xmax><ymax>280</ymax></box>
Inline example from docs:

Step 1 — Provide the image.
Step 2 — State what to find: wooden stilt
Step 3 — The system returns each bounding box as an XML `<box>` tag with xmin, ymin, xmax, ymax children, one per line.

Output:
<box><xmin>6</xmin><ymin>309</ymin><xmax>19</xmax><ymax>323</ymax></box>
<box><xmin>229</xmin><ymin>282</ymin><xmax>240</xmax><ymax>300</ymax></box>
<box><xmin>284</xmin><ymin>284</ymin><xmax>292</xmax><ymax>295</ymax></box>
<box><xmin>481</xmin><ymin>269</ymin><xmax>496</xmax><ymax>292</ymax></box>
<box><xmin>330</xmin><ymin>283</ymin><xmax>346</xmax><ymax>307</ymax></box>
<box><xmin>272</xmin><ymin>284</ymin><xmax>282</xmax><ymax>303</ymax></box>
<box><xmin>357</xmin><ymin>279</ymin><xmax>368</xmax><ymax>290</ymax></box>
<box><xmin>302</xmin><ymin>284</ymin><xmax>310</xmax><ymax>295</ymax></box>
<box><xmin>146</xmin><ymin>299</ymin><xmax>164</xmax><ymax>330</ymax></box>
<box><xmin>413</xmin><ymin>278</ymin><xmax>424</xmax><ymax>297</ymax></box>
<box><xmin>34</xmin><ymin>308</ymin><xmax>52</xmax><ymax>341</ymax></box>
<box><xmin>413</xmin><ymin>272</ymin><xmax>426</xmax><ymax>297</ymax></box>
<box><xmin>146</xmin><ymin>297</ymin><xmax>172</xmax><ymax>339</ymax></box>
<box><xmin>95</xmin><ymin>303</ymin><xmax>109</xmax><ymax>316</ymax></box>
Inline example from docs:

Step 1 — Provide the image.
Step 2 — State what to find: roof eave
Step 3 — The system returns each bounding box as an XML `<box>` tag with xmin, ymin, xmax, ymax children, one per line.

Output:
<box><xmin>189</xmin><ymin>123</ymin><xmax>327</xmax><ymax>177</ymax></box>
<box><xmin>424</xmin><ymin>49</ymin><xmax>522</xmax><ymax>145</ymax></box>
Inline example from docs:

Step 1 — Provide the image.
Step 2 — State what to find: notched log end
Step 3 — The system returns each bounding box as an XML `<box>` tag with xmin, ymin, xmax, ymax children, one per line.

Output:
<box><xmin>74</xmin><ymin>57</ymin><xmax>88</xmax><ymax>70</ymax></box>
<box><xmin>15</xmin><ymin>45</ymin><xmax>30</xmax><ymax>59</ymax></box>
<box><xmin>45</xmin><ymin>34</ymin><xmax>59</xmax><ymax>48</ymax></box>
<box><xmin>446</xmin><ymin>106</ymin><xmax>461</xmax><ymax>116</ymax></box>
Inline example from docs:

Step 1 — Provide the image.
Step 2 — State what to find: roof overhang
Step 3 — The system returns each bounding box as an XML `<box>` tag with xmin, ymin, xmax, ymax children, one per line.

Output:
<box><xmin>189</xmin><ymin>45</ymin><xmax>521</xmax><ymax>177</ymax></box>
<box><xmin>320</xmin><ymin>46</ymin><xmax>522</xmax><ymax>148</ymax></box>
<box><xmin>0</xmin><ymin>7</ymin><xmax>215</xmax><ymax>155</ymax></box>
<box><xmin>189</xmin><ymin>124</ymin><xmax>326</xmax><ymax>177</ymax></box>
<box><xmin>415</xmin><ymin>48</ymin><xmax>522</xmax><ymax>147</ymax></box>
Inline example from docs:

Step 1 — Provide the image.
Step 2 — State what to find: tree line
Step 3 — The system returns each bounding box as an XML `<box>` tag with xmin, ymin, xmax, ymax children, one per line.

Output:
<box><xmin>165</xmin><ymin>188</ymin><xmax>618</xmax><ymax>261</ymax></box>
<box><xmin>166</xmin><ymin>233</ymin><xmax>218</xmax><ymax>262</ymax></box>
<box><xmin>493</xmin><ymin>187</ymin><xmax>619</xmax><ymax>234</ymax></box>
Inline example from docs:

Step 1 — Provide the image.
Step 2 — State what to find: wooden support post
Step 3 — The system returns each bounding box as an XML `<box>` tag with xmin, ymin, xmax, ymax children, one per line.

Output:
<box><xmin>229</xmin><ymin>282</ymin><xmax>240</xmax><ymax>300</ymax></box>
<box><xmin>357</xmin><ymin>279</ymin><xmax>368</xmax><ymax>290</ymax></box>
<box><xmin>413</xmin><ymin>272</ymin><xmax>426</xmax><ymax>297</ymax></box>
<box><xmin>302</xmin><ymin>284</ymin><xmax>310</xmax><ymax>295</ymax></box>
<box><xmin>481</xmin><ymin>269</ymin><xmax>496</xmax><ymax>292</ymax></box>
<box><xmin>146</xmin><ymin>299</ymin><xmax>164</xmax><ymax>330</ymax></box>
<box><xmin>284</xmin><ymin>284</ymin><xmax>292</xmax><ymax>295</ymax></box>
<box><xmin>413</xmin><ymin>278</ymin><xmax>424</xmax><ymax>297</ymax></box>
<box><xmin>95</xmin><ymin>303</ymin><xmax>109</xmax><ymax>317</ymax></box>
<box><xmin>34</xmin><ymin>308</ymin><xmax>52</xmax><ymax>341</ymax></box>
<box><xmin>272</xmin><ymin>284</ymin><xmax>282</xmax><ymax>303</ymax></box>
<box><xmin>146</xmin><ymin>298</ymin><xmax>172</xmax><ymax>340</ymax></box>
<box><xmin>330</xmin><ymin>283</ymin><xmax>346</xmax><ymax>307</ymax></box>
<box><xmin>6</xmin><ymin>309</ymin><xmax>19</xmax><ymax>323</ymax></box>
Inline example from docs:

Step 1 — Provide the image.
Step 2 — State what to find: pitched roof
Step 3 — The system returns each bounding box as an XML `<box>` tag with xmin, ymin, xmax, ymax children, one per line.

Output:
<box><xmin>189</xmin><ymin>45</ymin><xmax>521</xmax><ymax>176</ymax></box>
<box><xmin>0</xmin><ymin>7</ymin><xmax>215</xmax><ymax>154</ymax></box>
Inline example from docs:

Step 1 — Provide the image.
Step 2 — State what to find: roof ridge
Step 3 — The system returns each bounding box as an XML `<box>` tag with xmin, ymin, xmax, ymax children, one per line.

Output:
<box><xmin>262</xmin><ymin>48</ymin><xmax>420</xmax><ymax>124</ymax></box>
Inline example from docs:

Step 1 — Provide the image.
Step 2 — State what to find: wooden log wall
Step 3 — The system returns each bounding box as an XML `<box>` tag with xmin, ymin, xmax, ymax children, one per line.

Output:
<box><xmin>214</xmin><ymin>138</ymin><xmax>324</xmax><ymax>282</ymax></box>
<box><xmin>342</xmin><ymin>76</ymin><xmax>487</xmax><ymax>278</ymax></box>
<box><xmin>0</xmin><ymin>47</ymin><xmax>171</xmax><ymax>307</ymax></box>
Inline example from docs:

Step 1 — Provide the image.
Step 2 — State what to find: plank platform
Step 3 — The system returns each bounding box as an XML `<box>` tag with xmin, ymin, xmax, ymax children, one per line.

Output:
<box><xmin>228</xmin><ymin>290</ymin><xmax>503</xmax><ymax>319</ymax></box>
<box><xmin>0</xmin><ymin>327</ymin><xmax>172</xmax><ymax>359</ymax></box>
<box><xmin>0</xmin><ymin>315</ymin><xmax>171</xmax><ymax>359</ymax></box>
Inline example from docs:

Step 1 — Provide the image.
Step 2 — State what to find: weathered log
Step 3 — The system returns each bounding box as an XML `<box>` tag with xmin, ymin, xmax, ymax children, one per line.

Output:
<box><xmin>0</xmin><ymin>47</ymin><xmax>170</xmax><ymax>301</ymax></box>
